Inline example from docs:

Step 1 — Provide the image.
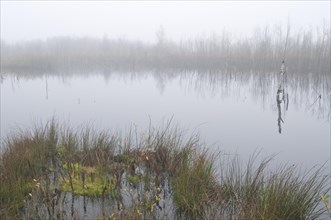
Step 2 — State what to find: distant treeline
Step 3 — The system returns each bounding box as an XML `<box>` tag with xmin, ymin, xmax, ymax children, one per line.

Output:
<box><xmin>1</xmin><ymin>25</ymin><xmax>330</xmax><ymax>74</ymax></box>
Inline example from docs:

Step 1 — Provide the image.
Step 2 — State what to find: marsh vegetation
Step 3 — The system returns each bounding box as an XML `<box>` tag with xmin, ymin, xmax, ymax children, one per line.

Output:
<box><xmin>0</xmin><ymin>119</ymin><xmax>330</xmax><ymax>219</ymax></box>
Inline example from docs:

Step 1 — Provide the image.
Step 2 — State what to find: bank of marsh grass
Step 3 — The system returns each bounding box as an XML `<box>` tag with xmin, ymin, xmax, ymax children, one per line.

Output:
<box><xmin>0</xmin><ymin>119</ymin><xmax>330</xmax><ymax>219</ymax></box>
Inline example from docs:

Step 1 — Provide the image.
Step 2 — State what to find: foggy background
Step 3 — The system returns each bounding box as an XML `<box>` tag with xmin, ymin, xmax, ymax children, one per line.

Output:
<box><xmin>1</xmin><ymin>1</ymin><xmax>330</xmax><ymax>43</ymax></box>
<box><xmin>1</xmin><ymin>1</ymin><xmax>330</xmax><ymax>74</ymax></box>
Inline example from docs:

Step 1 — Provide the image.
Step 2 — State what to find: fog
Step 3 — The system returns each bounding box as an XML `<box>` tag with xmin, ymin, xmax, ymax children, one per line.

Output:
<box><xmin>2</xmin><ymin>23</ymin><xmax>330</xmax><ymax>75</ymax></box>
<box><xmin>1</xmin><ymin>1</ymin><xmax>330</xmax><ymax>43</ymax></box>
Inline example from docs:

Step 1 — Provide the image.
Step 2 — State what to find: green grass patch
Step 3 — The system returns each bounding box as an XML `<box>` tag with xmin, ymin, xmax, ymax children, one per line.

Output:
<box><xmin>0</xmin><ymin>119</ymin><xmax>330</xmax><ymax>219</ymax></box>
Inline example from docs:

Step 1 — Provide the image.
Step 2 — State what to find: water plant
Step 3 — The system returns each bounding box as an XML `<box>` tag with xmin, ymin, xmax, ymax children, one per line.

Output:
<box><xmin>0</xmin><ymin>119</ymin><xmax>329</xmax><ymax>219</ymax></box>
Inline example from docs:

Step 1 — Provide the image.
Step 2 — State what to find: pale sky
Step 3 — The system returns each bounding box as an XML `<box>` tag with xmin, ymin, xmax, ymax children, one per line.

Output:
<box><xmin>1</xmin><ymin>1</ymin><xmax>330</xmax><ymax>43</ymax></box>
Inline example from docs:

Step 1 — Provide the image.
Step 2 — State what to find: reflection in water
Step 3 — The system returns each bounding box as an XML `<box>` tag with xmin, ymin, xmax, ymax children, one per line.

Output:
<box><xmin>1</xmin><ymin>68</ymin><xmax>330</xmax><ymax>172</ymax></box>
<box><xmin>45</xmin><ymin>76</ymin><xmax>49</xmax><ymax>100</ymax></box>
<box><xmin>0</xmin><ymin>74</ymin><xmax>4</xmax><ymax>84</ymax></box>
<box><xmin>1</xmin><ymin>68</ymin><xmax>330</xmax><ymax>121</ymax></box>
<box><xmin>276</xmin><ymin>61</ymin><xmax>289</xmax><ymax>134</ymax></box>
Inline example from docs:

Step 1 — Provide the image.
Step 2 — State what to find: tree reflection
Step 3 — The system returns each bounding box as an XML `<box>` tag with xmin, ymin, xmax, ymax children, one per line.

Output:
<box><xmin>276</xmin><ymin>61</ymin><xmax>289</xmax><ymax>134</ymax></box>
<box><xmin>276</xmin><ymin>86</ymin><xmax>289</xmax><ymax>134</ymax></box>
<box><xmin>2</xmin><ymin>67</ymin><xmax>329</xmax><ymax>123</ymax></box>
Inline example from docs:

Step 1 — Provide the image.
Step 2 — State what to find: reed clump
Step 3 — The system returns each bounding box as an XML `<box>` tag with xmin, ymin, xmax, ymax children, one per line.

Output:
<box><xmin>0</xmin><ymin>119</ymin><xmax>330</xmax><ymax>219</ymax></box>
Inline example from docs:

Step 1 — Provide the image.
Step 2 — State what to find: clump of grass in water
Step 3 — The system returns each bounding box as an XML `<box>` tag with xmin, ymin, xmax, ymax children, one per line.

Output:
<box><xmin>218</xmin><ymin>154</ymin><xmax>330</xmax><ymax>219</ymax></box>
<box><xmin>171</xmin><ymin>147</ymin><xmax>218</xmax><ymax>219</ymax></box>
<box><xmin>0</xmin><ymin>119</ymin><xmax>59</xmax><ymax>218</ymax></box>
<box><xmin>0</xmin><ymin>118</ymin><xmax>330</xmax><ymax>219</ymax></box>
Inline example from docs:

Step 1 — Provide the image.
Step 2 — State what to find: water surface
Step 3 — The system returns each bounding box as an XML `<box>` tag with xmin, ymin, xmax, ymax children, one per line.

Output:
<box><xmin>1</xmin><ymin>70</ymin><xmax>330</xmax><ymax>171</ymax></box>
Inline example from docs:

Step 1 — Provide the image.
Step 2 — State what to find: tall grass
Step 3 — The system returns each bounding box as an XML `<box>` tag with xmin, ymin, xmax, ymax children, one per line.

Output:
<box><xmin>219</xmin><ymin>154</ymin><xmax>330</xmax><ymax>219</ymax></box>
<box><xmin>0</xmin><ymin>119</ymin><xmax>330</xmax><ymax>219</ymax></box>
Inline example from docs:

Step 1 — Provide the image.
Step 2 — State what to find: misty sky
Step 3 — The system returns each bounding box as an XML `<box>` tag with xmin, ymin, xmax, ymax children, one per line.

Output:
<box><xmin>1</xmin><ymin>1</ymin><xmax>330</xmax><ymax>43</ymax></box>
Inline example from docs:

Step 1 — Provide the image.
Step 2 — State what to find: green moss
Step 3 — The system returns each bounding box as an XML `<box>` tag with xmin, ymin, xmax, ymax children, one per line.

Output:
<box><xmin>128</xmin><ymin>174</ymin><xmax>143</xmax><ymax>185</ymax></box>
<box><xmin>59</xmin><ymin>163</ymin><xmax>120</xmax><ymax>198</ymax></box>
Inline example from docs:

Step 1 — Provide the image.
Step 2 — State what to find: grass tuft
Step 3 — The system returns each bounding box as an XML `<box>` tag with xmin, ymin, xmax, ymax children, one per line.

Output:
<box><xmin>0</xmin><ymin>119</ymin><xmax>329</xmax><ymax>219</ymax></box>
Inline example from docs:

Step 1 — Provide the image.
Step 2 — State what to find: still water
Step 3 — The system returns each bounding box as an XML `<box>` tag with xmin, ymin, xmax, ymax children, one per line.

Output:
<box><xmin>1</xmin><ymin>70</ymin><xmax>330</xmax><ymax>171</ymax></box>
